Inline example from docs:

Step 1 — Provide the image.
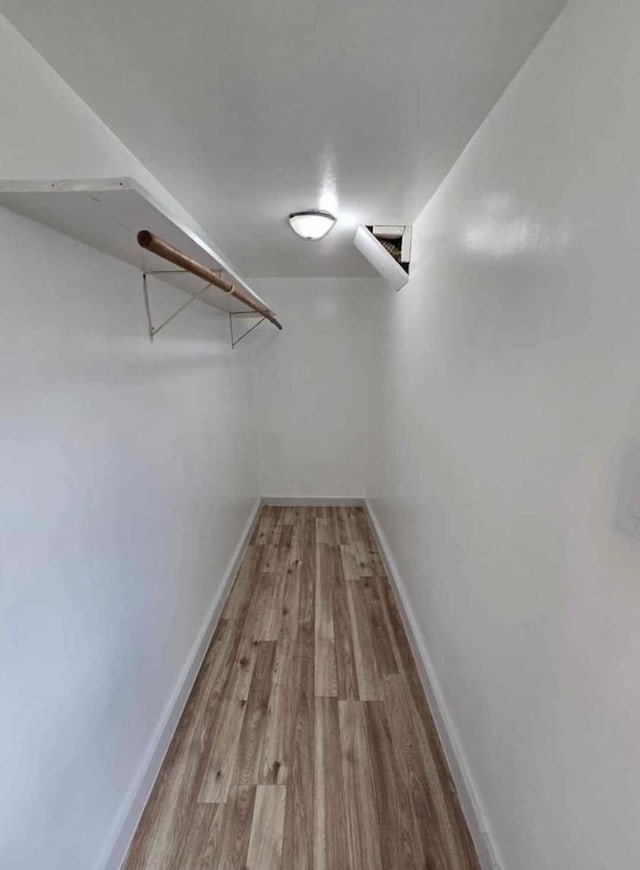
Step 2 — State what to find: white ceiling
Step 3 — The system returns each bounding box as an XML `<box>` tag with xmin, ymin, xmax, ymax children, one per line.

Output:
<box><xmin>2</xmin><ymin>0</ymin><xmax>566</xmax><ymax>278</ymax></box>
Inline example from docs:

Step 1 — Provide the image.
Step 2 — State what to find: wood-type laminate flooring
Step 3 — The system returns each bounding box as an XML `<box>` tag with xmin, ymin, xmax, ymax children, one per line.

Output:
<box><xmin>124</xmin><ymin>506</ymin><xmax>480</xmax><ymax>869</ymax></box>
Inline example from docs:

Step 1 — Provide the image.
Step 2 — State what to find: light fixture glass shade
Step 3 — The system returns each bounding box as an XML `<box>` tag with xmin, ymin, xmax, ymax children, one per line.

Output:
<box><xmin>288</xmin><ymin>209</ymin><xmax>337</xmax><ymax>241</ymax></box>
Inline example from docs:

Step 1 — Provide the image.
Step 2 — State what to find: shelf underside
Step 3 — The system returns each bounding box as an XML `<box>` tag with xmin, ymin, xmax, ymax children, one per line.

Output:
<box><xmin>0</xmin><ymin>178</ymin><xmax>268</xmax><ymax>316</ymax></box>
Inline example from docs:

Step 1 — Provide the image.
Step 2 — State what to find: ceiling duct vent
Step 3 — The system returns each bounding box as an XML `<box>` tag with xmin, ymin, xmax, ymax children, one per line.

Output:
<box><xmin>353</xmin><ymin>224</ymin><xmax>412</xmax><ymax>291</ymax></box>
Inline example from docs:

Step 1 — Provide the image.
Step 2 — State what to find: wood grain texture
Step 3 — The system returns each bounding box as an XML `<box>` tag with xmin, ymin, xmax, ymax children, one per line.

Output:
<box><xmin>314</xmin><ymin>543</ymin><xmax>338</xmax><ymax>698</ymax></box>
<box><xmin>314</xmin><ymin>696</ymin><xmax>348</xmax><ymax>870</ymax></box>
<box><xmin>282</xmin><ymin>616</ymin><xmax>314</xmax><ymax>870</ymax></box>
<box><xmin>339</xmin><ymin>700</ymin><xmax>383</xmax><ymax>870</ymax></box>
<box><xmin>124</xmin><ymin>506</ymin><xmax>479</xmax><ymax>869</ymax></box>
<box><xmin>215</xmin><ymin>785</ymin><xmax>256</xmax><ymax>867</ymax></box>
<box><xmin>346</xmin><ymin>578</ymin><xmax>384</xmax><ymax>700</ymax></box>
<box><xmin>172</xmin><ymin>804</ymin><xmax>220</xmax><ymax>870</ymax></box>
<box><xmin>197</xmin><ymin>698</ymin><xmax>246</xmax><ymax>803</ymax></box>
<box><xmin>246</xmin><ymin>785</ymin><xmax>287</xmax><ymax>870</ymax></box>
<box><xmin>233</xmin><ymin>640</ymin><xmax>276</xmax><ymax>788</ymax></box>
<box><xmin>259</xmin><ymin>564</ymin><xmax>301</xmax><ymax>785</ymax></box>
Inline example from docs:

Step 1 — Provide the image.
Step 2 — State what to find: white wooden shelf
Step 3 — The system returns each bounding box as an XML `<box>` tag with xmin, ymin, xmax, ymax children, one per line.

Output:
<box><xmin>0</xmin><ymin>177</ymin><xmax>270</xmax><ymax>316</ymax></box>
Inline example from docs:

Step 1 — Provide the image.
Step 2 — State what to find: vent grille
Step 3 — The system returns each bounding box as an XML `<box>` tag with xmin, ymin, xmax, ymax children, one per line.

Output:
<box><xmin>366</xmin><ymin>225</ymin><xmax>412</xmax><ymax>273</ymax></box>
<box><xmin>379</xmin><ymin>238</ymin><xmax>402</xmax><ymax>262</ymax></box>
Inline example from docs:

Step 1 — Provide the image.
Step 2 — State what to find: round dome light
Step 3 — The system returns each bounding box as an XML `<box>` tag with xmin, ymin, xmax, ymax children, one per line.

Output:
<box><xmin>288</xmin><ymin>209</ymin><xmax>337</xmax><ymax>241</ymax></box>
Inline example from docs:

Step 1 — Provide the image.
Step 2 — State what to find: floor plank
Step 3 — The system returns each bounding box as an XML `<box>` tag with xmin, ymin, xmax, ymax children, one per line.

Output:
<box><xmin>333</xmin><ymin>562</ymin><xmax>359</xmax><ymax>700</ymax></box>
<box><xmin>259</xmin><ymin>564</ymin><xmax>301</xmax><ymax>784</ymax></box>
<box><xmin>346</xmin><ymin>578</ymin><xmax>383</xmax><ymax>700</ymax></box>
<box><xmin>339</xmin><ymin>700</ymin><xmax>383</xmax><ymax>870</ymax></box>
<box><xmin>281</xmin><ymin>618</ymin><xmax>314</xmax><ymax>869</ymax></box>
<box><xmin>314</xmin><ymin>543</ymin><xmax>338</xmax><ymax>698</ymax></box>
<box><xmin>124</xmin><ymin>506</ymin><xmax>480</xmax><ymax>870</ymax></box>
<box><xmin>246</xmin><ymin>785</ymin><xmax>287</xmax><ymax>870</ymax></box>
<box><xmin>364</xmin><ymin>699</ymin><xmax>419</xmax><ymax>870</ymax></box>
<box><xmin>211</xmin><ymin>785</ymin><xmax>257</xmax><ymax>868</ymax></box>
<box><xmin>214</xmin><ymin>785</ymin><xmax>256</xmax><ymax>867</ymax></box>
<box><xmin>172</xmin><ymin>804</ymin><xmax>220</xmax><ymax>869</ymax></box>
<box><xmin>314</xmin><ymin>696</ymin><xmax>348</xmax><ymax>870</ymax></box>
<box><xmin>233</xmin><ymin>640</ymin><xmax>276</xmax><ymax>788</ymax></box>
<box><xmin>197</xmin><ymin>698</ymin><xmax>246</xmax><ymax>803</ymax></box>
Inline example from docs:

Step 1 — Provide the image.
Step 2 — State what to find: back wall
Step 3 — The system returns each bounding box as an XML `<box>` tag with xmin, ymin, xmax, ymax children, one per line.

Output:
<box><xmin>251</xmin><ymin>278</ymin><xmax>378</xmax><ymax>499</ymax></box>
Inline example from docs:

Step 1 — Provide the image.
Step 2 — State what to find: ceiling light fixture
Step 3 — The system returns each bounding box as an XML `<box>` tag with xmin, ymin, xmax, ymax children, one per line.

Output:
<box><xmin>288</xmin><ymin>209</ymin><xmax>337</xmax><ymax>241</ymax></box>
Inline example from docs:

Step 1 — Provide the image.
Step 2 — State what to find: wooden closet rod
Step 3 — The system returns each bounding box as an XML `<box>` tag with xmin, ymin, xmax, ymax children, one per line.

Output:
<box><xmin>137</xmin><ymin>230</ymin><xmax>282</xmax><ymax>330</ymax></box>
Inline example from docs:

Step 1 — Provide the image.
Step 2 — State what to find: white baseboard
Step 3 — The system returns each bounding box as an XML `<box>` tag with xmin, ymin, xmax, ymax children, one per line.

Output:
<box><xmin>98</xmin><ymin>498</ymin><xmax>262</xmax><ymax>870</ymax></box>
<box><xmin>364</xmin><ymin>500</ymin><xmax>503</xmax><ymax>870</ymax></box>
<box><xmin>262</xmin><ymin>496</ymin><xmax>365</xmax><ymax>506</ymax></box>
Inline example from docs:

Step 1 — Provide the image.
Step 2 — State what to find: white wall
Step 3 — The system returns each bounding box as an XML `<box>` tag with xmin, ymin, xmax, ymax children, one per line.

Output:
<box><xmin>367</xmin><ymin>1</ymin><xmax>640</xmax><ymax>867</ymax></box>
<box><xmin>0</xmin><ymin>17</ymin><xmax>259</xmax><ymax>869</ymax></box>
<box><xmin>251</xmin><ymin>278</ymin><xmax>376</xmax><ymax>499</ymax></box>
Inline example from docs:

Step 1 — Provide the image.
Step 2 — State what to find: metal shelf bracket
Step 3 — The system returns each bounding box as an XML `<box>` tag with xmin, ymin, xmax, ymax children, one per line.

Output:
<box><xmin>229</xmin><ymin>311</ymin><xmax>267</xmax><ymax>348</ymax></box>
<box><xmin>142</xmin><ymin>268</ymin><xmax>220</xmax><ymax>340</ymax></box>
<box><xmin>141</xmin><ymin>263</ymin><xmax>273</xmax><ymax>347</ymax></box>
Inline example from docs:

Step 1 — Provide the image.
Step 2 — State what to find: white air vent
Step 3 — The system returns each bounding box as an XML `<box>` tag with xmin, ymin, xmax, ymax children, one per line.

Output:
<box><xmin>353</xmin><ymin>224</ymin><xmax>412</xmax><ymax>291</ymax></box>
